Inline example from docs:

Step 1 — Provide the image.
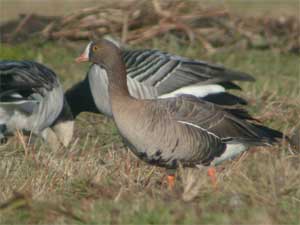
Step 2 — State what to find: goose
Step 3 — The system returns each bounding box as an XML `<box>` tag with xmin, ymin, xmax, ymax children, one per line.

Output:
<box><xmin>0</xmin><ymin>60</ymin><xmax>73</xmax><ymax>149</ymax></box>
<box><xmin>66</xmin><ymin>40</ymin><xmax>254</xmax><ymax>119</ymax></box>
<box><xmin>75</xmin><ymin>40</ymin><xmax>283</xmax><ymax>189</ymax></box>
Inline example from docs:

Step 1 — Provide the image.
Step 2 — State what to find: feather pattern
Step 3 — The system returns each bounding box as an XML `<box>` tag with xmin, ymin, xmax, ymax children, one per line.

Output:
<box><xmin>76</xmin><ymin>39</ymin><xmax>283</xmax><ymax>170</ymax></box>
<box><xmin>122</xmin><ymin>49</ymin><xmax>255</xmax><ymax>95</ymax></box>
<box><xmin>112</xmin><ymin>94</ymin><xmax>282</xmax><ymax>168</ymax></box>
<box><xmin>0</xmin><ymin>60</ymin><xmax>64</xmax><ymax>138</ymax></box>
<box><xmin>112</xmin><ymin>100</ymin><xmax>225</xmax><ymax>167</ymax></box>
<box><xmin>64</xmin><ymin>47</ymin><xmax>254</xmax><ymax>119</ymax></box>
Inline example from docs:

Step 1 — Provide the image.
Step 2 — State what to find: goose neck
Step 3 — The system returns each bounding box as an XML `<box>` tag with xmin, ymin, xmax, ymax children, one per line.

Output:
<box><xmin>104</xmin><ymin>59</ymin><xmax>131</xmax><ymax>101</ymax></box>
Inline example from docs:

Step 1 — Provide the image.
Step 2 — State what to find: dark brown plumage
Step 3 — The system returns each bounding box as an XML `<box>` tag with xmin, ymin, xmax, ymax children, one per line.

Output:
<box><xmin>76</xmin><ymin>40</ymin><xmax>283</xmax><ymax>170</ymax></box>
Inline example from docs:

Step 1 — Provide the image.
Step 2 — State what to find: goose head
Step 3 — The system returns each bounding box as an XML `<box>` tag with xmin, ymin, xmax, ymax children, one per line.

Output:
<box><xmin>75</xmin><ymin>40</ymin><xmax>121</xmax><ymax>70</ymax></box>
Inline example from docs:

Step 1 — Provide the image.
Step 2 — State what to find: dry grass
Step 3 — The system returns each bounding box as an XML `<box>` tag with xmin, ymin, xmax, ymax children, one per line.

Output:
<box><xmin>0</xmin><ymin>34</ymin><xmax>300</xmax><ymax>224</ymax></box>
<box><xmin>0</xmin><ymin>134</ymin><xmax>299</xmax><ymax>224</ymax></box>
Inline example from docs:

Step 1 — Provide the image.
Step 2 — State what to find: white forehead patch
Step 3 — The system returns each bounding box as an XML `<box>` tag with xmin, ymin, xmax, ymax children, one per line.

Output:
<box><xmin>82</xmin><ymin>42</ymin><xmax>92</xmax><ymax>58</ymax></box>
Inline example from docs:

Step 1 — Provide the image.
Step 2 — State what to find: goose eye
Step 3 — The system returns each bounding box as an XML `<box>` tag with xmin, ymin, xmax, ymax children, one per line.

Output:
<box><xmin>93</xmin><ymin>46</ymin><xmax>98</xmax><ymax>51</ymax></box>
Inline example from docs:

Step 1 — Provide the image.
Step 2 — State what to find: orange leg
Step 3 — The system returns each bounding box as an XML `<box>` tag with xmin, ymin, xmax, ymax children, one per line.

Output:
<box><xmin>207</xmin><ymin>167</ymin><xmax>217</xmax><ymax>190</ymax></box>
<box><xmin>167</xmin><ymin>174</ymin><xmax>175</xmax><ymax>190</ymax></box>
<box><xmin>166</xmin><ymin>168</ymin><xmax>176</xmax><ymax>190</ymax></box>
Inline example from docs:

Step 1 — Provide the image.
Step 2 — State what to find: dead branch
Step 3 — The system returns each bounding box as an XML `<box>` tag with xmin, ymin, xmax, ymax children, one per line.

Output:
<box><xmin>121</xmin><ymin>12</ymin><xmax>129</xmax><ymax>43</ymax></box>
<box><xmin>51</xmin><ymin>30</ymin><xmax>92</xmax><ymax>40</ymax></box>
<box><xmin>0</xmin><ymin>0</ymin><xmax>298</xmax><ymax>54</ymax></box>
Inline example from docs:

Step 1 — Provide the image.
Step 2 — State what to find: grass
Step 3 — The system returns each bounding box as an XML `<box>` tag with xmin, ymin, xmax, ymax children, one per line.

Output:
<box><xmin>0</xmin><ymin>36</ymin><xmax>300</xmax><ymax>224</ymax></box>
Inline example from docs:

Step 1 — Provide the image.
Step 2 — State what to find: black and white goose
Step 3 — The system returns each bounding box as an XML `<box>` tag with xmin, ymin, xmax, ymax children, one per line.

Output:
<box><xmin>65</xmin><ymin>40</ymin><xmax>255</xmax><ymax>118</ymax></box>
<box><xmin>0</xmin><ymin>60</ymin><xmax>73</xmax><ymax>148</ymax></box>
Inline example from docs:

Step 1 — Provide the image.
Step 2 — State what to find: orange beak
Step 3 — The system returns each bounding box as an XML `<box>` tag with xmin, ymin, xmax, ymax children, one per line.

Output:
<box><xmin>75</xmin><ymin>53</ymin><xmax>89</xmax><ymax>63</ymax></box>
<box><xmin>75</xmin><ymin>42</ymin><xmax>92</xmax><ymax>63</ymax></box>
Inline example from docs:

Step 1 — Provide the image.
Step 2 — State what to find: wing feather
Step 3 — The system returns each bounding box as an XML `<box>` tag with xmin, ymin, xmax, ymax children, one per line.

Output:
<box><xmin>0</xmin><ymin>60</ymin><xmax>59</xmax><ymax>95</ymax></box>
<box><xmin>0</xmin><ymin>60</ymin><xmax>60</xmax><ymax>118</ymax></box>
<box><xmin>155</xmin><ymin>95</ymin><xmax>281</xmax><ymax>144</ymax></box>
<box><xmin>122</xmin><ymin>49</ymin><xmax>255</xmax><ymax>96</ymax></box>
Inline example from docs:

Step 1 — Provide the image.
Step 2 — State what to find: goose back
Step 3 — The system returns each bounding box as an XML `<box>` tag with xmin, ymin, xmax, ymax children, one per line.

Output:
<box><xmin>0</xmin><ymin>60</ymin><xmax>64</xmax><ymax>135</ymax></box>
<box><xmin>123</xmin><ymin>49</ymin><xmax>254</xmax><ymax>95</ymax></box>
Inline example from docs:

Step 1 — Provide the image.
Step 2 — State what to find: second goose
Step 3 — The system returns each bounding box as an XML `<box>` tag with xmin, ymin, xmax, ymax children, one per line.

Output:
<box><xmin>67</xmin><ymin>40</ymin><xmax>254</xmax><ymax>118</ymax></box>
<box><xmin>0</xmin><ymin>60</ymin><xmax>73</xmax><ymax>149</ymax></box>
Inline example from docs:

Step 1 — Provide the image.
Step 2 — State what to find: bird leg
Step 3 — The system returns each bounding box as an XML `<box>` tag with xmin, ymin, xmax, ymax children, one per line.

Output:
<box><xmin>167</xmin><ymin>174</ymin><xmax>175</xmax><ymax>190</ymax></box>
<box><xmin>166</xmin><ymin>168</ymin><xmax>176</xmax><ymax>191</ymax></box>
<box><xmin>207</xmin><ymin>167</ymin><xmax>217</xmax><ymax>190</ymax></box>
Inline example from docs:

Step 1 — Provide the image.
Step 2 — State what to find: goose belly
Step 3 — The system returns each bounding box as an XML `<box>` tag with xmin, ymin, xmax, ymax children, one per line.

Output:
<box><xmin>114</xmin><ymin>113</ymin><xmax>221</xmax><ymax>168</ymax></box>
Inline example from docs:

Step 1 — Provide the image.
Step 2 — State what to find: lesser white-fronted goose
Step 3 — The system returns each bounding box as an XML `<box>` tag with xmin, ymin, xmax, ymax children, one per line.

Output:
<box><xmin>0</xmin><ymin>60</ymin><xmax>73</xmax><ymax>148</ymax></box>
<box><xmin>66</xmin><ymin>40</ymin><xmax>254</xmax><ymax>118</ymax></box>
<box><xmin>76</xmin><ymin>40</ymin><xmax>283</xmax><ymax>189</ymax></box>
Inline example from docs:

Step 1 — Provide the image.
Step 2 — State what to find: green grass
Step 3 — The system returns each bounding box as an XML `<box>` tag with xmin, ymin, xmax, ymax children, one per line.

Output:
<box><xmin>0</xmin><ymin>37</ymin><xmax>300</xmax><ymax>224</ymax></box>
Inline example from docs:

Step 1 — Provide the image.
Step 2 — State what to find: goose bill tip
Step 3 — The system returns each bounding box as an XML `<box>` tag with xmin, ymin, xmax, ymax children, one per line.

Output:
<box><xmin>75</xmin><ymin>54</ymin><xmax>88</xmax><ymax>63</ymax></box>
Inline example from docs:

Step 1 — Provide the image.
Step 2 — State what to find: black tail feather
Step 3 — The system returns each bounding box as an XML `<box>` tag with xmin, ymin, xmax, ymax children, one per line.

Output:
<box><xmin>203</xmin><ymin>92</ymin><xmax>248</xmax><ymax>106</ymax></box>
<box><xmin>252</xmin><ymin>124</ymin><xmax>283</xmax><ymax>144</ymax></box>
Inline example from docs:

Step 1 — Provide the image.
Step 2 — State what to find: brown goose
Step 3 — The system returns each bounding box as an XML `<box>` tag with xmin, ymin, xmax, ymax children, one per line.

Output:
<box><xmin>76</xmin><ymin>40</ymin><xmax>283</xmax><ymax>189</ymax></box>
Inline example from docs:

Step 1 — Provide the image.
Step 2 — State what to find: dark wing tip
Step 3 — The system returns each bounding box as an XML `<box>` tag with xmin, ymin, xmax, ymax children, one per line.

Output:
<box><xmin>223</xmin><ymin>69</ymin><xmax>256</xmax><ymax>82</ymax></box>
<box><xmin>203</xmin><ymin>92</ymin><xmax>248</xmax><ymax>106</ymax></box>
<box><xmin>252</xmin><ymin>124</ymin><xmax>284</xmax><ymax>144</ymax></box>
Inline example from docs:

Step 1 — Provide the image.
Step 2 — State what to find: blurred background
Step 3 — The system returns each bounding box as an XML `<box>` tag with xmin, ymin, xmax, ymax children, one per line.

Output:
<box><xmin>1</xmin><ymin>0</ymin><xmax>299</xmax><ymax>53</ymax></box>
<box><xmin>0</xmin><ymin>0</ymin><xmax>298</xmax><ymax>24</ymax></box>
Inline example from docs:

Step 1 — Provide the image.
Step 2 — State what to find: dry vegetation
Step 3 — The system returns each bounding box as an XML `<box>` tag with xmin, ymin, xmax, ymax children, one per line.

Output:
<box><xmin>1</xmin><ymin>0</ymin><xmax>299</xmax><ymax>54</ymax></box>
<box><xmin>0</xmin><ymin>0</ymin><xmax>300</xmax><ymax>224</ymax></box>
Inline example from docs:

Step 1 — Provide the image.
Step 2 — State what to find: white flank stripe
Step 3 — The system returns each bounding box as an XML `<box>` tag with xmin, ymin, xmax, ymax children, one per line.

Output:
<box><xmin>158</xmin><ymin>84</ymin><xmax>225</xmax><ymax>99</ymax></box>
<box><xmin>177</xmin><ymin>120</ymin><xmax>220</xmax><ymax>139</ymax></box>
<box><xmin>211</xmin><ymin>143</ymin><xmax>247</xmax><ymax>166</ymax></box>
